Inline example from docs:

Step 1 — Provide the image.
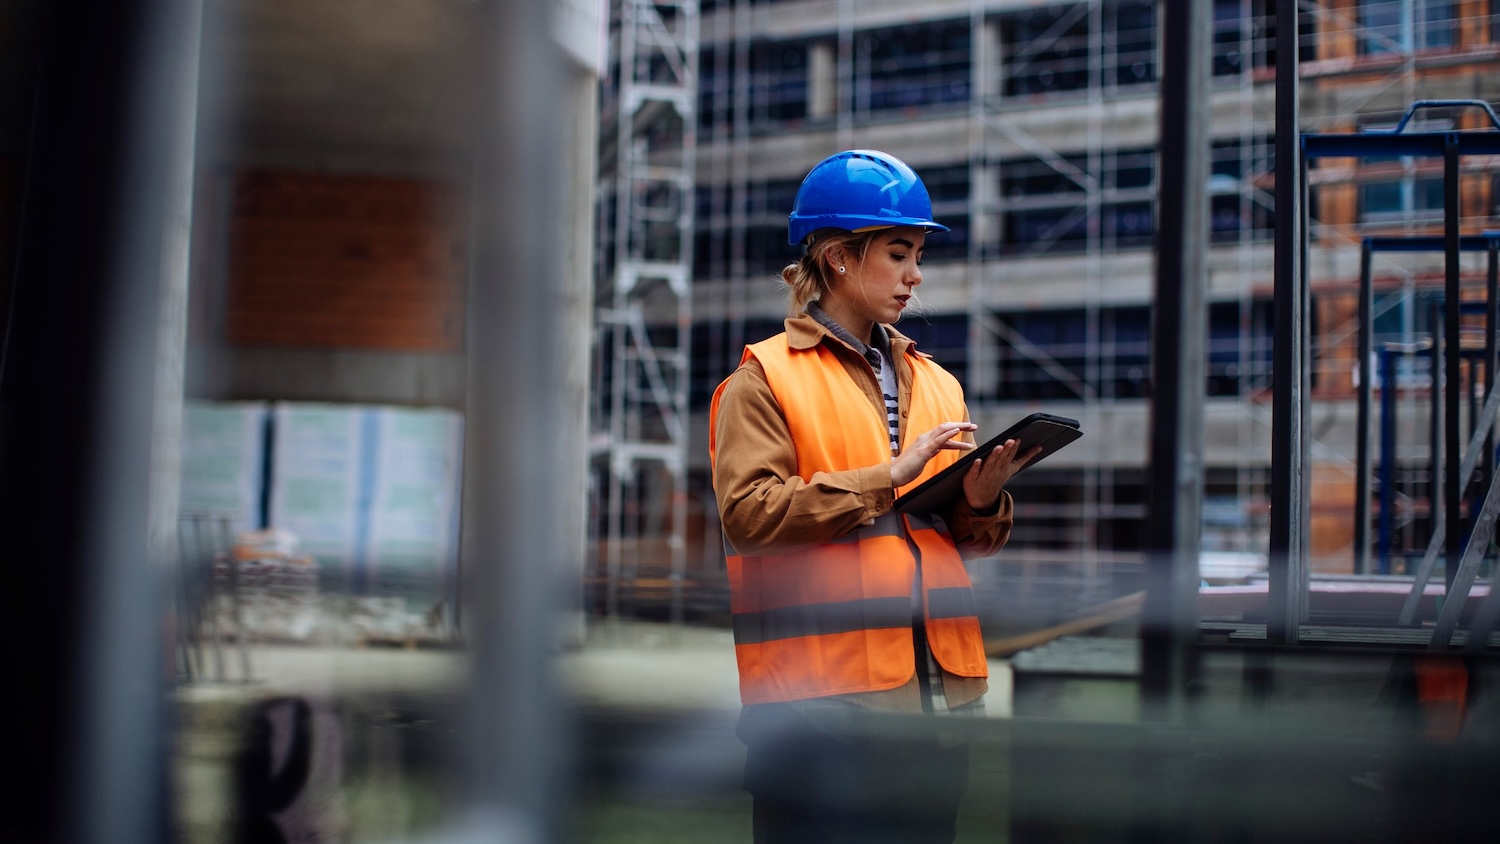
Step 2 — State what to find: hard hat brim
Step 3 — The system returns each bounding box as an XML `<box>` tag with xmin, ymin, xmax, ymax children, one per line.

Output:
<box><xmin>789</xmin><ymin>217</ymin><xmax>951</xmax><ymax>245</ymax></box>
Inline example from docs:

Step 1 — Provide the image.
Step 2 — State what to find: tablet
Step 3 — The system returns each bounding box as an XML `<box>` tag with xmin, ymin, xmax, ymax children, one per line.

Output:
<box><xmin>892</xmin><ymin>412</ymin><xmax>1082</xmax><ymax>514</ymax></box>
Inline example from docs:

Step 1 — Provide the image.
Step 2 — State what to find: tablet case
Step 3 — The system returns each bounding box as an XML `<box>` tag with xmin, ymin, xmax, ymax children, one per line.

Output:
<box><xmin>892</xmin><ymin>412</ymin><xmax>1082</xmax><ymax>514</ymax></box>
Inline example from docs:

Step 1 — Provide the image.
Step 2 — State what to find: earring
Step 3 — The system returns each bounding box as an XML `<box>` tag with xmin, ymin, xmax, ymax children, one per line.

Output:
<box><xmin>837</xmin><ymin>266</ymin><xmax>846</xmax><ymax>274</ymax></box>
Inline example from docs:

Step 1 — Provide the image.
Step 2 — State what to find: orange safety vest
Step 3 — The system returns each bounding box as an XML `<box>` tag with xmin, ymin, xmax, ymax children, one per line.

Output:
<box><xmin>709</xmin><ymin>334</ymin><xmax>988</xmax><ymax>704</ymax></box>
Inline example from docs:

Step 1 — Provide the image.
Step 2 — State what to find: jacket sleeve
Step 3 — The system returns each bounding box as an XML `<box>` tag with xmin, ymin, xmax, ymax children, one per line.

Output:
<box><xmin>943</xmin><ymin>489</ymin><xmax>1015</xmax><ymax>560</ymax></box>
<box><xmin>712</xmin><ymin>359</ymin><xmax>894</xmax><ymax>556</ymax></box>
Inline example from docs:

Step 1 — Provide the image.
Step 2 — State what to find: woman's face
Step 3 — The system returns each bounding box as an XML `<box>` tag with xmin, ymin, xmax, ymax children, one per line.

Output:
<box><xmin>829</xmin><ymin>226</ymin><xmax>926</xmax><ymax>328</ymax></box>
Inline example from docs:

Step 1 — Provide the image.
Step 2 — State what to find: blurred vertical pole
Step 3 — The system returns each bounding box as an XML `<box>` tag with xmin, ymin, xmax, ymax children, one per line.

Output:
<box><xmin>0</xmin><ymin>0</ymin><xmax>202</xmax><ymax>842</ymax></box>
<box><xmin>1442</xmin><ymin>136</ymin><xmax>1461</xmax><ymax>589</ymax></box>
<box><xmin>1142</xmin><ymin>0</ymin><xmax>1209</xmax><ymax>722</ymax></box>
<box><xmin>1354</xmin><ymin>242</ymin><xmax>1372</xmax><ymax>574</ymax></box>
<box><xmin>1379</xmin><ymin>348</ymin><xmax>1397</xmax><ymax>573</ymax></box>
<box><xmin>458</xmin><ymin>0</ymin><xmax>572</xmax><ymax>838</ymax></box>
<box><xmin>1268</xmin><ymin>0</ymin><xmax>1308</xmax><ymax>645</ymax></box>
<box><xmin>1429</xmin><ymin>301</ymin><xmax>1443</xmax><ymax>581</ymax></box>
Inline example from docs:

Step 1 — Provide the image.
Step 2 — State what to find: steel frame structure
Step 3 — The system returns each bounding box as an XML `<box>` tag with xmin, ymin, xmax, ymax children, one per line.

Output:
<box><xmin>1299</xmin><ymin>100</ymin><xmax>1500</xmax><ymax>650</ymax></box>
<box><xmin>1350</xmin><ymin>235</ymin><xmax>1500</xmax><ymax>581</ymax></box>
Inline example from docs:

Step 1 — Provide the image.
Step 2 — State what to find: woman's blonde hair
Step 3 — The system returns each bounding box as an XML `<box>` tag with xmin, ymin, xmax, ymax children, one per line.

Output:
<box><xmin>780</xmin><ymin>230</ymin><xmax>879</xmax><ymax>317</ymax></box>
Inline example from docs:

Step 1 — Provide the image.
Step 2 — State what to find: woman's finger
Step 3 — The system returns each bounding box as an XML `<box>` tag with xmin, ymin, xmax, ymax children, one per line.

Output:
<box><xmin>923</xmin><ymin>422</ymin><xmax>975</xmax><ymax>451</ymax></box>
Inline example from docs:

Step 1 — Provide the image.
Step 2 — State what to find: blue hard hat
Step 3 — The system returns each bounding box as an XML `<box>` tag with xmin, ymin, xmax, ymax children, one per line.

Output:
<box><xmin>787</xmin><ymin>149</ymin><xmax>949</xmax><ymax>245</ymax></box>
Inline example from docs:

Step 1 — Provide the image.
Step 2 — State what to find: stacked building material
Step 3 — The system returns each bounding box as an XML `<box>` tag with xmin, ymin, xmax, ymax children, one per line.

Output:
<box><xmin>214</xmin><ymin>528</ymin><xmax>324</xmax><ymax>643</ymax></box>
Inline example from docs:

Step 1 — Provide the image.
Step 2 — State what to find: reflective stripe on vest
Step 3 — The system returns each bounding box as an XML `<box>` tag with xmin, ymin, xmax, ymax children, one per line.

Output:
<box><xmin>709</xmin><ymin>334</ymin><xmax>987</xmax><ymax>703</ymax></box>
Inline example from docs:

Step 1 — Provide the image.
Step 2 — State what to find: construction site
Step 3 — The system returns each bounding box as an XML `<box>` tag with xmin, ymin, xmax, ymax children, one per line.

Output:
<box><xmin>3</xmin><ymin>1</ymin><xmax>1500</xmax><ymax>842</ymax></box>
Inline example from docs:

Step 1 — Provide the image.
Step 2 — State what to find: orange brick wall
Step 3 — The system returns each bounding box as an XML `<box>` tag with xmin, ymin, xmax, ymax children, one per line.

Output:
<box><xmin>1315</xmin><ymin>0</ymin><xmax>1360</xmax><ymax>61</ymax></box>
<box><xmin>1311</xmin><ymin>463</ymin><xmax>1357</xmax><ymax>574</ymax></box>
<box><xmin>1458</xmin><ymin>0</ymin><xmax>1491</xmax><ymax>48</ymax></box>
<box><xmin>226</xmin><ymin>170</ymin><xmax>465</xmax><ymax>352</ymax></box>
<box><xmin>1313</xmin><ymin>291</ymin><xmax>1359</xmax><ymax>398</ymax></box>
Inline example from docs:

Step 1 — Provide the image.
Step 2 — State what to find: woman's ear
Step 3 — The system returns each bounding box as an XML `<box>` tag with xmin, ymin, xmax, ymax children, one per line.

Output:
<box><xmin>824</xmin><ymin>244</ymin><xmax>849</xmax><ymax>277</ymax></box>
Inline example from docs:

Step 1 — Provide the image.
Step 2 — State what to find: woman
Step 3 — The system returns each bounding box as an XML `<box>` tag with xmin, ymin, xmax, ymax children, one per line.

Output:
<box><xmin>709</xmin><ymin>149</ymin><xmax>1038</xmax><ymax>843</ymax></box>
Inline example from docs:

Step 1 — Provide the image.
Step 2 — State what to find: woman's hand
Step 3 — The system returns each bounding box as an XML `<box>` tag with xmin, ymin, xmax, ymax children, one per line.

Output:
<box><xmin>891</xmin><ymin>421</ymin><xmax>977</xmax><ymax>488</ymax></box>
<box><xmin>961</xmin><ymin>438</ymin><xmax>1042</xmax><ymax>512</ymax></box>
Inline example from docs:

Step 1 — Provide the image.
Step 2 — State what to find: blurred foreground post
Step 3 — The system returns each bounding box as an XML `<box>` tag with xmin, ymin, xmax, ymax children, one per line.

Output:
<box><xmin>0</xmin><ymin>0</ymin><xmax>203</xmax><ymax>842</ymax></box>
<box><xmin>1143</xmin><ymin>0</ymin><xmax>1209</xmax><ymax>721</ymax></box>
<box><xmin>1268</xmin><ymin>0</ymin><xmax>1310</xmax><ymax>646</ymax></box>
<box><xmin>456</xmin><ymin>0</ymin><xmax>579</xmax><ymax>839</ymax></box>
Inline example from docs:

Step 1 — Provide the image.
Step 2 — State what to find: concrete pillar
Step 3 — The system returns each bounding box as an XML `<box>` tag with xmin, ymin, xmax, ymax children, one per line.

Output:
<box><xmin>971</xmin><ymin>159</ymin><xmax>997</xmax><ymax>248</ymax></box>
<box><xmin>978</xmin><ymin>16</ymin><xmax>1004</xmax><ymax>102</ymax></box>
<box><xmin>552</xmin><ymin>0</ymin><xmax>604</xmax><ymax>647</ymax></box>
<box><xmin>810</xmin><ymin>40</ymin><xmax>837</xmax><ymax>119</ymax></box>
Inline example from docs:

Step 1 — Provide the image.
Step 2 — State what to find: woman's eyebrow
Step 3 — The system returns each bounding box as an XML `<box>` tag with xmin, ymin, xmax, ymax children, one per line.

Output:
<box><xmin>889</xmin><ymin>238</ymin><xmax>916</xmax><ymax>249</ymax></box>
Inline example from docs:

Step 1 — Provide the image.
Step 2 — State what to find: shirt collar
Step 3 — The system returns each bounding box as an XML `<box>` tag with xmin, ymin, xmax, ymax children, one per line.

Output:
<box><xmin>790</xmin><ymin>302</ymin><xmax>915</xmax><ymax>361</ymax></box>
<box><xmin>808</xmin><ymin>302</ymin><xmax>878</xmax><ymax>361</ymax></box>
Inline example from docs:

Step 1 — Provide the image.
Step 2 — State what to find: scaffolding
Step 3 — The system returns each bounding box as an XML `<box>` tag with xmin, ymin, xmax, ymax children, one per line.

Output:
<box><xmin>592</xmin><ymin>0</ymin><xmax>700</xmax><ymax>623</ymax></box>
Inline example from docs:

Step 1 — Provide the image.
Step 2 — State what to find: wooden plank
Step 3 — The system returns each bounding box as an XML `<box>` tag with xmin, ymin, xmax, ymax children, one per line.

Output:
<box><xmin>985</xmin><ymin>591</ymin><xmax>1145</xmax><ymax>658</ymax></box>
